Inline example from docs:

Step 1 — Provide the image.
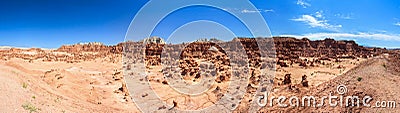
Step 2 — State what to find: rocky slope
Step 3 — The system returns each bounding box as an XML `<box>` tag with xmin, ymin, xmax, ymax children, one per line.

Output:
<box><xmin>259</xmin><ymin>55</ymin><xmax>400</xmax><ymax>112</ymax></box>
<box><xmin>273</xmin><ymin>37</ymin><xmax>387</xmax><ymax>67</ymax></box>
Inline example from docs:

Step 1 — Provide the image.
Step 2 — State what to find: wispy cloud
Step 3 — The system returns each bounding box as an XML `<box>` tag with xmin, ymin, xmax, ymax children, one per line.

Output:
<box><xmin>315</xmin><ymin>11</ymin><xmax>323</xmax><ymax>18</ymax></box>
<box><xmin>335</xmin><ymin>13</ymin><xmax>354</xmax><ymax>20</ymax></box>
<box><xmin>240</xmin><ymin>9</ymin><xmax>274</xmax><ymax>13</ymax></box>
<box><xmin>297</xmin><ymin>0</ymin><xmax>311</xmax><ymax>8</ymax></box>
<box><xmin>291</xmin><ymin>14</ymin><xmax>341</xmax><ymax>30</ymax></box>
<box><xmin>264</xmin><ymin>9</ymin><xmax>274</xmax><ymax>12</ymax></box>
<box><xmin>223</xmin><ymin>8</ymin><xmax>274</xmax><ymax>14</ymax></box>
<box><xmin>241</xmin><ymin>9</ymin><xmax>259</xmax><ymax>13</ymax></box>
<box><xmin>279</xmin><ymin>32</ymin><xmax>400</xmax><ymax>42</ymax></box>
<box><xmin>395</xmin><ymin>22</ymin><xmax>400</xmax><ymax>26</ymax></box>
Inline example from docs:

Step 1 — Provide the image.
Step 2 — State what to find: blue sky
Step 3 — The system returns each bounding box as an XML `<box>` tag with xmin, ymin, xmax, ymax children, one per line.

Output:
<box><xmin>1</xmin><ymin>0</ymin><xmax>400</xmax><ymax>48</ymax></box>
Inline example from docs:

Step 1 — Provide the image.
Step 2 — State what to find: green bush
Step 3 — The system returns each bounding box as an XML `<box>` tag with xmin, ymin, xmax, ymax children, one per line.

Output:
<box><xmin>21</xmin><ymin>102</ymin><xmax>37</xmax><ymax>113</ymax></box>
<box><xmin>22</xmin><ymin>82</ymin><xmax>28</xmax><ymax>89</ymax></box>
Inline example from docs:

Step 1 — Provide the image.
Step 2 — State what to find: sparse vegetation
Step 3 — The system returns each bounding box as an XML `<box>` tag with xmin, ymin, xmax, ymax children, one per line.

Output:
<box><xmin>54</xmin><ymin>97</ymin><xmax>61</xmax><ymax>103</ymax></box>
<box><xmin>22</xmin><ymin>82</ymin><xmax>28</xmax><ymax>89</ymax></box>
<box><xmin>21</xmin><ymin>102</ymin><xmax>38</xmax><ymax>113</ymax></box>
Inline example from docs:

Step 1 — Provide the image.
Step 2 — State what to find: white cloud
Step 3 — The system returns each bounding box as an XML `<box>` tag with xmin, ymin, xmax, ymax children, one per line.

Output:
<box><xmin>291</xmin><ymin>14</ymin><xmax>342</xmax><ymax>30</ymax></box>
<box><xmin>264</xmin><ymin>9</ymin><xmax>274</xmax><ymax>12</ymax></box>
<box><xmin>297</xmin><ymin>0</ymin><xmax>311</xmax><ymax>8</ymax></box>
<box><xmin>223</xmin><ymin>8</ymin><xmax>274</xmax><ymax>14</ymax></box>
<box><xmin>241</xmin><ymin>9</ymin><xmax>260</xmax><ymax>13</ymax></box>
<box><xmin>335</xmin><ymin>13</ymin><xmax>354</xmax><ymax>20</ymax></box>
<box><xmin>315</xmin><ymin>11</ymin><xmax>323</xmax><ymax>18</ymax></box>
<box><xmin>395</xmin><ymin>22</ymin><xmax>400</xmax><ymax>26</ymax></box>
<box><xmin>240</xmin><ymin>9</ymin><xmax>274</xmax><ymax>13</ymax></box>
<box><xmin>279</xmin><ymin>32</ymin><xmax>400</xmax><ymax>41</ymax></box>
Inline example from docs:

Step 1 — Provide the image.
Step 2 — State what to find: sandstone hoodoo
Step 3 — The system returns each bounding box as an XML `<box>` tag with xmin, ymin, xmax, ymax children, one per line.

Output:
<box><xmin>140</xmin><ymin>36</ymin><xmax>166</xmax><ymax>44</ymax></box>
<box><xmin>282</xmin><ymin>74</ymin><xmax>292</xmax><ymax>85</ymax></box>
<box><xmin>301</xmin><ymin>75</ymin><xmax>309</xmax><ymax>87</ymax></box>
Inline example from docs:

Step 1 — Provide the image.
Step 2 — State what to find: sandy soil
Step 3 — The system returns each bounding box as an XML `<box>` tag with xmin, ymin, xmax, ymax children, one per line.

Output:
<box><xmin>0</xmin><ymin>57</ymin><xmax>139</xmax><ymax>113</ymax></box>
<box><xmin>1</xmin><ymin>53</ymin><xmax>399</xmax><ymax>112</ymax></box>
<box><xmin>276</xmin><ymin>57</ymin><xmax>367</xmax><ymax>87</ymax></box>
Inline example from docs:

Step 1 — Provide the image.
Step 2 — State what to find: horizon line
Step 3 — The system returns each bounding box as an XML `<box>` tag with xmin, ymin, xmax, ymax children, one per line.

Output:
<box><xmin>1</xmin><ymin>36</ymin><xmax>399</xmax><ymax>49</ymax></box>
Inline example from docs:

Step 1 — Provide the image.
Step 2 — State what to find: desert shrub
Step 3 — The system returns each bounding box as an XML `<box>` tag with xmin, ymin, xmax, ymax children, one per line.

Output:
<box><xmin>21</xmin><ymin>102</ymin><xmax>37</xmax><ymax>113</ymax></box>
<box><xmin>22</xmin><ymin>82</ymin><xmax>28</xmax><ymax>89</ymax></box>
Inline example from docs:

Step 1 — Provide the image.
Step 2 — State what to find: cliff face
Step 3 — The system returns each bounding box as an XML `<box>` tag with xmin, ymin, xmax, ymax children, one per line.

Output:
<box><xmin>52</xmin><ymin>37</ymin><xmax>387</xmax><ymax>61</ymax></box>
<box><xmin>0</xmin><ymin>42</ymin><xmax>123</xmax><ymax>63</ymax></box>
<box><xmin>0</xmin><ymin>37</ymin><xmax>389</xmax><ymax>63</ymax></box>
<box><xmin>56</xmin><ymin>42</ymin><xmax>122</xmax><ymax>54</ymax></box>
<box><xmin>273</xmin><ymin>37</ymin><xmax>386</xmax><ymax>60</ymax></box>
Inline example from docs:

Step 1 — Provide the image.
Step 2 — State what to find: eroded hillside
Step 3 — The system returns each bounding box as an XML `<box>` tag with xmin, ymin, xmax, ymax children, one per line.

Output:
<box><xmin>0</xmin><ymin>37</ymin><xmax>397</xmax><ymax>112</ymax></box>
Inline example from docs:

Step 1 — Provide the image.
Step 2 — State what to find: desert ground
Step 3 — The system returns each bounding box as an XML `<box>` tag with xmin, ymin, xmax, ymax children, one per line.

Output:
<box><xmin>0</xmin><ymin>37</ymin><xmax>399</xmax><ymax>112</ymax></box>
